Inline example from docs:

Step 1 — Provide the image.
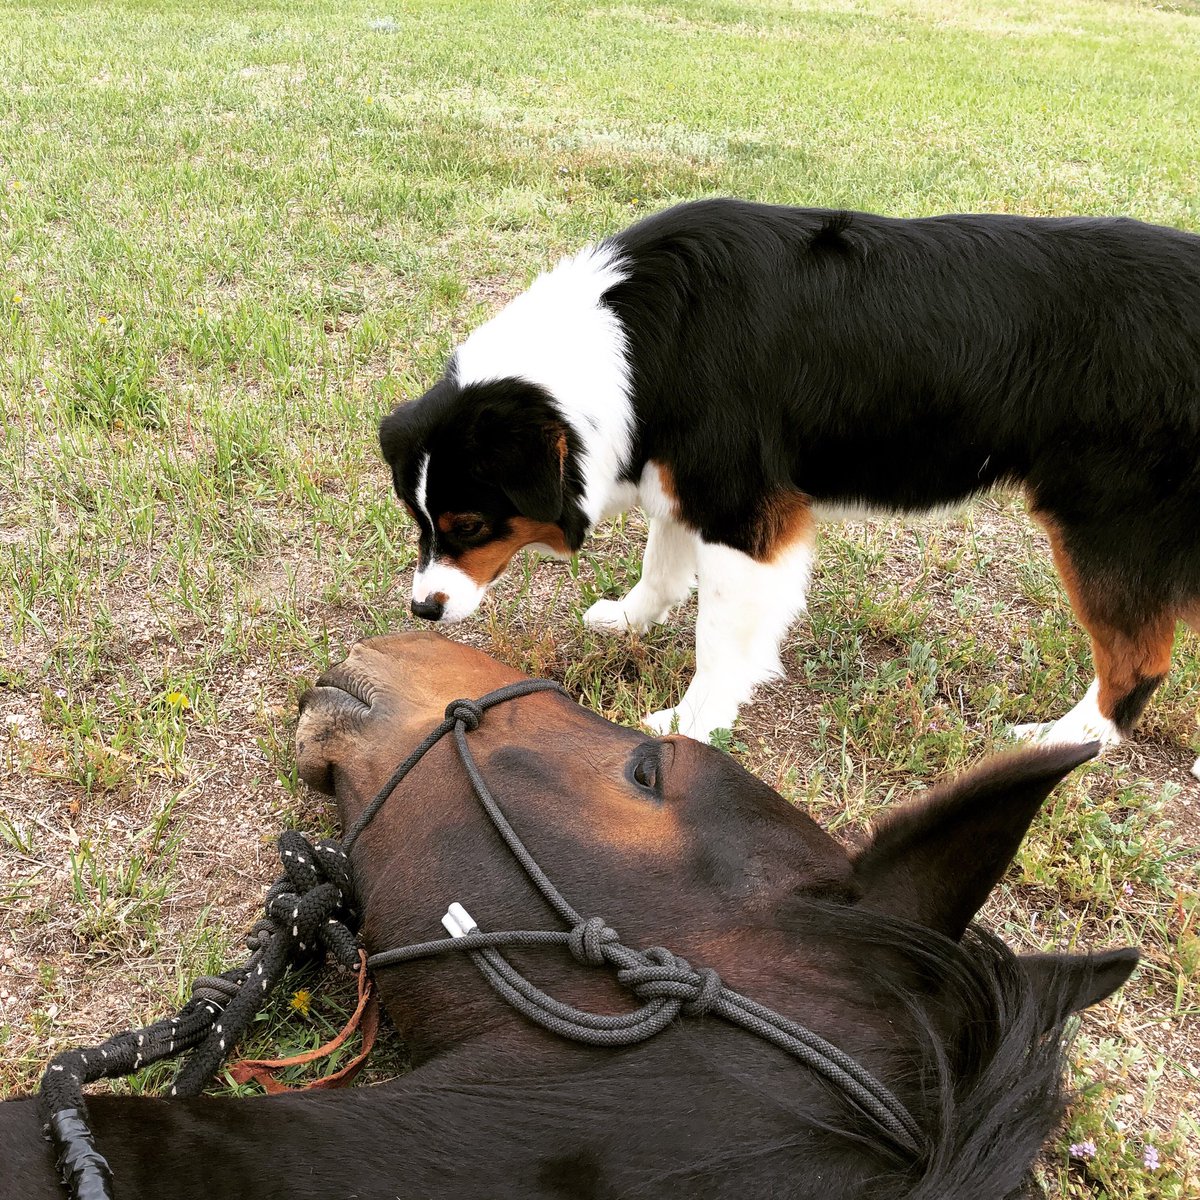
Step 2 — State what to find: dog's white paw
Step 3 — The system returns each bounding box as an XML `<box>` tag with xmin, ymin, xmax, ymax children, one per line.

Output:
<box><xmin>1010</xmin><ymin>721</ymin><xmax>1053</xmax><ymax>742</ymax></box>
<box><xmin>643</xmin><ymin>706</ymin><xmax>687</xmax><ymax>737</ymax></box>
<box><xmin>1009</xmin><ymin>716</ymin><xmax>1121</xmax><ymax>749</ymax></box>
<box><xmin>1191</xmin><ymin>757</ymin><xmax>1200</xmax><ymax>783</ymax></box>
<box><xmin>583</xmin><ymin>598</ymin><xmax>651</xmax><ymax>633</ymax></box>
<box><xmin>642</xmin><ymin>706</ymin><xmax>725</xmax><ymax>743</ymax></box>
<box><xmin>1010</xmin><ymin>680</ymin><xmax>1121</xmax><ymax>750</ymax></box>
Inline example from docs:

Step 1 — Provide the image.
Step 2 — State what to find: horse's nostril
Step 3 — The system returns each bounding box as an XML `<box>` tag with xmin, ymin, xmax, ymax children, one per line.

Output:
<box><xmin>411</xmin><ymin>595</ymin><xmax>445</xmax><ymax>621</ymax></box>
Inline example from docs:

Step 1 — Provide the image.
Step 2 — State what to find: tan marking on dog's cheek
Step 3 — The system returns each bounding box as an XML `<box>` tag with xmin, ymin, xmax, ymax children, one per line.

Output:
<box><xmin>436</xmin><ymin>514</ymin><xmax>454</xmax><ymax>535</ymax></box>
<box><xmin>453</xmin><ymin>518</ymin><xmax>570</xmax><ymax>587</ymax></box>
<box><xmin>751</xmin><ymin>489</ymin><xmax>815</xmax><ymax>562</ymax></box>
<box><xmin>511</xmin><ymin>516</ymin><xmax>569</xmax><ymax>556</ymax></box>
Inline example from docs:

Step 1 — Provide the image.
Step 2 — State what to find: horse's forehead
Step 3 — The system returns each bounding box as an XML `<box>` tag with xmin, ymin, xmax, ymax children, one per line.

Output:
<box><xmin>479</xmin><ymin>741</ymin><xmax>688</xmax><ymax>861</ymax></box>
<box><xmin>349</xmin><ymin>633</ymin><xmax>526</xmax><ymax>711</ymax></box>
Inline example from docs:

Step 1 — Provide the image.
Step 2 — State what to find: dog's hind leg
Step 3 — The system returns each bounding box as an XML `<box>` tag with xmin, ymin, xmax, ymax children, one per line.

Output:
<box><xmin>643</xmin><ymin>532</ymin><xmax>814</xmax><ymax>742</ymax></box>
<box><xmin>1013</xmin><ymin>518</ymin><xmax>1176</xmax><ymax>749</ymax></box>
<box><xmin>584</xmin><ymin>513</ymin><xmax>699</xmax><ymax>632</ymax></box>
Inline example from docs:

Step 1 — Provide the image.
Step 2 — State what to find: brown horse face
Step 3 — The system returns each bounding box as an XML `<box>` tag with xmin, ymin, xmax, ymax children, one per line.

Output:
<box><xmin>296</xmin><ymin>632</ymin><xmax>852</xmax><ymax>951</ymax></box>
<box><xmin>295</xmin><ymin>632</ymin><xmax>1136</xmax><ymax>1058</ymax></box>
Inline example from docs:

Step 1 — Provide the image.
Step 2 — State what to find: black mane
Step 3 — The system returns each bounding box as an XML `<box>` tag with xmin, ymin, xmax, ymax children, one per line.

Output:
<box><xmin>775</xmin><ymin>901</ymin><xmax>1077</xmax><ymax>1199</ymax></box>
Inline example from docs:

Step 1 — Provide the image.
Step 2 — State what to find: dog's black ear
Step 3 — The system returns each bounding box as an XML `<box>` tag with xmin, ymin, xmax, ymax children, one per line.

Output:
<box><xmin>379</xmin><ymin>379</ymin><xmax>458</xmax><ymax>474</ymax></box>
<box><xmin>379</xmin><ymin>404</ymin><xmax>418</xmax><ymax>469</ymax></box>
<box><xmin>1018</xmin><ymin>947</ymin><xmax>1139</xmax><ymax>1032</ymax></box>
<box><xmin>466</xmin><ymin>383</ymin><xmax>568</xmax><ymax>523</ymax></box>
<box><xmin>489</xmin><ymin>420</ymin><xmax>567</xmax><ymax>522</ymax></box>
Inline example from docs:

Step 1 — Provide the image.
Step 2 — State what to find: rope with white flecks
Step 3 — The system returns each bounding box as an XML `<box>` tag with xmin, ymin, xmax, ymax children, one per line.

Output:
<box><xmin>38</xmin><ymin>830</ymin><xmax>360</xmax><ymax>1199</ymax></box>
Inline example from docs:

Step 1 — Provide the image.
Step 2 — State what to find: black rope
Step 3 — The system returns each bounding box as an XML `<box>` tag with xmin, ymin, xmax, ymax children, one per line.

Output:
<box><xmin>38</xmin><ymin>832</ymin><xmax>361</xmax><ymax>1199</ymax></box>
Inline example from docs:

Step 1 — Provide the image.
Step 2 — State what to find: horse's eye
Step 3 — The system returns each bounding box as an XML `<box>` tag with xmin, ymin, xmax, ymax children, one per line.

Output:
<box><xmin>628</xmin><ymin>749</ymin><xmax>661</xmax><ymax>795</ymax></box>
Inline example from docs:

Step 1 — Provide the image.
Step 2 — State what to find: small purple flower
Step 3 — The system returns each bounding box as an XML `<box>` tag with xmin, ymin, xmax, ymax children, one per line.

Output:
<box><xmin>1069</xmin><ymin>1141</ymin><xmax>1097</xmax><ymax>1160</ymax></box>
<box><xmin>1122</xmin><ymin>881</ymin><xmax>1134</xmax><ymax>897</ymax></box>
<box><xmin>1143</xmin><ymin>1145</ymin><xmax>1159</xmax><ymax>1171</ymax></box>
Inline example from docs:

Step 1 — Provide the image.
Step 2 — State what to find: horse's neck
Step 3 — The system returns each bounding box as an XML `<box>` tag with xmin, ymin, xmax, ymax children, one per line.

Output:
<box><xmin>16</xmin><ymin>1033</ymin><xmax>901</xmax><ymax>1200</ymax></box>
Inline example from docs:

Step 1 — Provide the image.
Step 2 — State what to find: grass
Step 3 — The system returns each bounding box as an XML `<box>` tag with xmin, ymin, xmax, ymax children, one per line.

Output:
<box><xmin>1</xmin><ymin>0</ymin><xmax>1198</xmax><ymax>1195</ymax></box>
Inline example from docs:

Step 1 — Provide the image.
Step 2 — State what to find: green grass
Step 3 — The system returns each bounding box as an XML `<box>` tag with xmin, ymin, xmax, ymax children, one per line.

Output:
<box><xmin>2</xmin><ymin>2</ymin><xmax>1199</xmax><ymax>1196</ymax></box>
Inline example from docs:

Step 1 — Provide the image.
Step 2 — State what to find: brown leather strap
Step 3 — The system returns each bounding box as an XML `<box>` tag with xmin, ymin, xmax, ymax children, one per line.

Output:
<box><xmin>227</xmin><ymin>951</ymin><xmax>379</xmax><ymax>1093</ymax></box>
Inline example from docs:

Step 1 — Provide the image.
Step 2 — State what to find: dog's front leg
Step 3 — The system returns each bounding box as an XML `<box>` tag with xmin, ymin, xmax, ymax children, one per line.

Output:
<box><xmin>643</xmin><ymin>539</ymin><xmax>813</xmax><ymax>742</ymax></box>
<box><xmin>584</xmin><ymin>514</ymin><xmax>699</xmax><ymax>632</ymax></box>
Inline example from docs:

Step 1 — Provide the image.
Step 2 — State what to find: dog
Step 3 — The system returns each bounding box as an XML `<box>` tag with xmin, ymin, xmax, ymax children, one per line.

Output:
<box><xmin>379</xmin><ymin>198</ymin><xmax>1200</xmax><ymax>758</ymax></box>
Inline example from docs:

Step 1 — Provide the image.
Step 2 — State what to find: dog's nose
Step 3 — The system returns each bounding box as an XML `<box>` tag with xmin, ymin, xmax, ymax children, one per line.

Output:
<box><xmin>411</xmin><ymin>595</ymin><xmax>445</xmax><ymax>621</ymax></box>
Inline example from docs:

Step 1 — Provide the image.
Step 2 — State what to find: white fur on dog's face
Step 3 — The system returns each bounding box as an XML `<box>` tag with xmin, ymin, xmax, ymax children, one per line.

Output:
<box><xmin>412</xmin><ymin>559</ymin><xmax>487</xmax><ymax>624</ymax></box>
<box><xmin>410</xmin><ymin>453</ymin><xmax>485</xmax><ymax>622</ymax></box>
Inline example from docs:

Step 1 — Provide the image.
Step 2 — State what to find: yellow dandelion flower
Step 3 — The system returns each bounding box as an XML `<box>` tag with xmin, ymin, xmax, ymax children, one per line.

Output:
<box><xmin>289</xmin><ymin>989</ymin><xmax>312</xmax><ymax>1017</ymax></box>
<box><xmin>195</xmin><ymin>305</ymin><xmax>205</xmax><ymax>316</ymax></box>
<box><xmin>11</xmin><ymin>180</ymin><xmax>22</xmax><ymax>190</ymax></box>
<box><xmin>98</xmin><ymin>314</ymin><xmax>108</xmax><ymax>325</ymax></box>
<box><xmin>365</xmin><ymin>95</ymin><xmax>374</xmax><ymax>104</ymax></box>
<box><xmin>165</xmin><ymin>690</ymin><xmax>191</xmax><ymax>709</ymax></box>
<box><xmin>12</xmin><ymin>294</ymin><xmax>23</xmax><ymax>305</ymax></box>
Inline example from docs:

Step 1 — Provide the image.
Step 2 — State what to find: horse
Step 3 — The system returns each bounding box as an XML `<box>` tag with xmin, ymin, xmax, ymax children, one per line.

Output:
<box><xmin>0</xmin><ymin>631</ymin><xmax>1136</xmax><ymax>1199</ymax></box>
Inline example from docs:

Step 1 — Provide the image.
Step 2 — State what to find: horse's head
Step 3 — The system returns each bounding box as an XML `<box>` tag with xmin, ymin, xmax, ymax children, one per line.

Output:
<box><xmin>296</xmin><ymin>633</ymin><xmax>1135</xmax><ymax>1062</ymax></box>
<box><xmin>297</xmin><ymin>634</ymin><xmax>873</xmax><ymax>1044</ymax></box>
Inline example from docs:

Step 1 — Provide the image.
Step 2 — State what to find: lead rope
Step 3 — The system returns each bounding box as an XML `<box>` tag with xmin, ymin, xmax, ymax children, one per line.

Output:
<box><xmin>39</xmin><ymin>830</ymin><xmax>362</xmax><ymax>1200</ymax></box>
<box><xmin>39</xmin><ymin>677</ymin><xmax>922</xmax><ymax>1200</ymax></box>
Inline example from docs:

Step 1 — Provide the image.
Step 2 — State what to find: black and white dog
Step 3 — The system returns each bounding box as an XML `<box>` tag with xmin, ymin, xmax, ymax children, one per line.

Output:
<box><xmin>379</xmin><ymin>198</ymin><xmax>1200</xmax><ymax>757</ymax></box>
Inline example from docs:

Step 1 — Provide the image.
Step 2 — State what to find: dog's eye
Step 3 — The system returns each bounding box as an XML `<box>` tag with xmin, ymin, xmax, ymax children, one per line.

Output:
<box><xmin>453</xmin><ymin>517</ymin><xmax>487</xmax><ymax>540</ymax></box>
<box><xmin>627</xmin><ymin>748</ymin><xmax>662</xmax><ymax>796</ymax></box>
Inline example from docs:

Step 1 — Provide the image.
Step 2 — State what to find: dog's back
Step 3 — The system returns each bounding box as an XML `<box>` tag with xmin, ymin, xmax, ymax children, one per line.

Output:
<box><xmin>605</xmin><ymin>200</ymin><xmax>1200</xmax><ymax>518</ymax></box>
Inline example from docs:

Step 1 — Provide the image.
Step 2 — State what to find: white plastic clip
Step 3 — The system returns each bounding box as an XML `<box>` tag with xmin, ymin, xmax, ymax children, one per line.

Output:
<box><xmin>442</xmin><ymin>902</ymin><xmax>479</xmax><ymax>938</ymax></box>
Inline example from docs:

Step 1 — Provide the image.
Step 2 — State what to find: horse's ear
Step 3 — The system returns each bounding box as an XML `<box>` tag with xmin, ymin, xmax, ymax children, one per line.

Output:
<box><xmin>850</xmin><ymin>742</ymin><xmax>1099</xmax><ymax>940</ymax></box>
<box><xmin>1018</xmin><ymin>947</ymin><xmax>1139</xmax><ymax>1031</ymax></box>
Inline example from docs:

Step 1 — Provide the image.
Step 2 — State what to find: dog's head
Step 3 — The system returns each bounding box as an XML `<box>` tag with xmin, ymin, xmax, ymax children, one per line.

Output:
<box><xmin>379</xmin><ymin>375</ymin><xmax>588</xmax><ymax>623</ymax></box>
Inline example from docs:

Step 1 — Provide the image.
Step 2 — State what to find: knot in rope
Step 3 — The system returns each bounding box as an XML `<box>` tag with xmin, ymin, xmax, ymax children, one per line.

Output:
<box><xmin>616</xmin><ymin>947</ymin><xmax>723</xmax><ymax>1017</ymax></box>
<box><xmin>189</xmin><ymin>971</ymin><xmax>243</xmax><ymax>1008</ymax></box>
<box><xmin>567</xmin><ymin>916</ymin><xmax>618</xmax><ymax>966</ymax></box>
<box><xmin>445</xmin><ymin>698</ymin><xmax>483</xmax><ymax>730</ymax></box>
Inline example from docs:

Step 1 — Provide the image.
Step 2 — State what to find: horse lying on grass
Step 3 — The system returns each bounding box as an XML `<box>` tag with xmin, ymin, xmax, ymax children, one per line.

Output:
<box><xmin>2</xmin><ymin>632</ymin><xmax>1136</xmax><ymax>1199</ymax></box>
